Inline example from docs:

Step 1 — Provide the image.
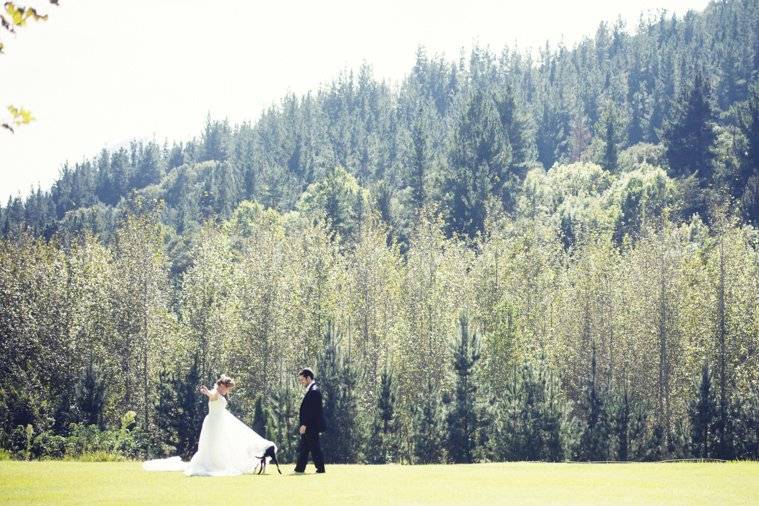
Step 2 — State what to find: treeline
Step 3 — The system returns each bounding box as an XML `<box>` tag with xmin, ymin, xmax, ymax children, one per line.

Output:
<box><xmin>1</xmin><ymin>166</ymin><xmax>757</xmax><ymax>461</ymax></box>
<box><xmin>2</xmin><ymin>0</ymin><xmax>759</xmax><ymax>248</ymax></box>
<box><xmin>1</xmin><ymin>0</ymin><xmax>759</xmax><ymax>463</ymax></box>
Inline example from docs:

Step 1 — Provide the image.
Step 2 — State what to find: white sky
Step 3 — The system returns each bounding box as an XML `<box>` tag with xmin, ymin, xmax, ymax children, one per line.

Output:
<box><xmin>0</xmin><ymin>0</ymin><xmax>710</xmax><ymax>202</ymax></box>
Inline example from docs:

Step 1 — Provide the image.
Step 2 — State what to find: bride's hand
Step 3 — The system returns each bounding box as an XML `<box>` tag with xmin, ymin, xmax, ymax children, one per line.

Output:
<box><xmin>199</xmin><ymin>385</ymin><xmax>209</xmax><ymax>396</ymax></box>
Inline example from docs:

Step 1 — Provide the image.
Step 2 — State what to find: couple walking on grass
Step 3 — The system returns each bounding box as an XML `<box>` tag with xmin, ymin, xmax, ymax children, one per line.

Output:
<box><xmin>143</xmin><ymin>368</ymin><xmax>326</xmax><ymax>476</ymax></box>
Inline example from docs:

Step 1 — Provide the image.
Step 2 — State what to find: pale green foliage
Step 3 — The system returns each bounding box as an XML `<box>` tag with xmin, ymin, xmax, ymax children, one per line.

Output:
<box><xmin>2</xmin><ymin>160</ymin><xmax>758</xmax><ymax>462</ymax></box>
<box><xmin>180</xmin><ymin>226</ymin><xmax>241</xmax><ymax>382</ymax></box>
<box><xmin>297</xmin><ymin>166</ymin><xmax>370</xmax><ymax>243</ymax></box>
<box><xmin>617</xmin><ymin>143</ymin><xmax>667</xmax><ymax>173</ymax></box>
<box><xmin>112</xmin><ymin>216</ymin><xmax>173</xmax><ymax>430</ymax></box>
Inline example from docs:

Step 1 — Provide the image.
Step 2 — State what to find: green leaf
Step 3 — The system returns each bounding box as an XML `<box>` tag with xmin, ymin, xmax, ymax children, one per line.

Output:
<box><xmin>6</xmin><ymin>104</ymin><xmax>35</xmax><ymax>127</ymax></box>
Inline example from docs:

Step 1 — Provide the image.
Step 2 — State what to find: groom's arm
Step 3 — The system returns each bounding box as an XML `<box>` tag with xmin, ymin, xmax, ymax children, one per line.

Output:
<box><xmin>302</xmin><ymin>390</ymin><xmax>322</xmax><ymax>430</ymax></box>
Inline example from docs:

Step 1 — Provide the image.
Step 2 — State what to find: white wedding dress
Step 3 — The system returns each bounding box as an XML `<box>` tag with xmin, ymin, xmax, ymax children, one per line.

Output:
<box><xmin>143</xmin><ymin>394</ymin><xmax>276</xmax><ymax>476</ymax></box>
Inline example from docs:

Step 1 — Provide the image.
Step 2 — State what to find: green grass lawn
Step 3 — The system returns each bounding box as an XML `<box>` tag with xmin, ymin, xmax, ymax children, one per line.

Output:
<box><xmin>1</xmin><ymin>461</ymin><xmax>758</xmax><ymax>505</ymax></box>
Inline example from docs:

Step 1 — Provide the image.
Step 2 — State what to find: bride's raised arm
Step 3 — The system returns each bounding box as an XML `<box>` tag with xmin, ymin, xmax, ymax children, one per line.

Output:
<box><xmin>198</xmin><ymin>385</ymin><xmax>219</xmax><ymax>400</ymax></box>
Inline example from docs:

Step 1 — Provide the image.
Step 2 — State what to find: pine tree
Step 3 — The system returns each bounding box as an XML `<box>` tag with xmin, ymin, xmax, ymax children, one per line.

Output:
<box><xmin>406</xmin><ymin>101</ymin><xmax>436</xmax><ymax>211</ymax></box>
<box><xmin>133</xmin><ymin>142</ymin><xmax>165</xmax><ymax>189</ymax></box>
<box><xmin>155</xmin><ymin>368</ymin><xmax>181</xmax><ymax>455</ymax></box>
<box><xmin>177</xmin><ymin>357</ymin><xmax>206</xmax><ymax>459</ymax></box>
<box><xmin>627</xmin><ymin>90</ymin><xmax>647</xmax><ymax>145</ymax></box>
<box><xmin>496</xmin><ymin>361</ymin><xmax>565</xmax><ymax>461</ymax></box>
<box><xmin>75</xmin><ymin>361</ymin><xmax>106</xmax><ymax>428</ymax></box>
<box><xmin>270</xmin><ymin>382</ymin><xmax>299</xmax><ymax>464</ymax></box>
<box><xmin>597</xmin><ymin>102</ymin><xmax>624</xmax><ymax>171</ymax></box>
<box><xmin>613</xmin><ymin>388</ymin><xmax>630</xmax><ymax>461</ymax></box>
<box><xmin>366</xmin><ymin>370</ymin><xmax>397</xmax><ymax>464</ymax></box>
<box><xmin>536</xmin><ymin>99</ymin><xmax>571</xmax><ymax>170</ymax></box>
<box><xmin>610</xmin><ymin>386</ymin><xmax>652</xmax><ymax>461</ymax></box>
<box><xmin>602</xmin><ymin>118</ymin><xmax>619</xmax><ymax>171</ymax></box>
<box><xmin>319</xmin><ymin>325</ymin><xmax>364</xmax><ymax>463</ymax></box>
<box><xmin>251</xmin><ymin>395</ymin><xmax>272</xmax><ymax>440</ymax></box>
<box><xmin>732</xmin><ymin>386</ymin><xmax>759</xmax><ymax>460</ymax></box>
<box><xmin>738</xmin><ymin>84</ymin><xmax>759</xmax><ymax>226</ymax></box>
<box><xmin>109</xmin><ymin>148</ymin><xmax>133</xmax><ymax>203</ymax></box>
<box><xmin>713</xmin><ymin>238</ymin><xmax>734</xmax><ymax>460</ymax></box>
<box><xmin>493</xmin><ymin>85</ymin><xmax>534</xmax><ymax>203</ymax></box>
<box><xmin>689</xmin><ymin>364</ymin><xmax>716</xmax><ymax>458</ymax></box>
<box><xmin>644</xmin><ymin>422</ymin><xmax>668</xmax><ymax>461</ymax></box>
<box><xmin>442</xmin><ymin>89</ymin><xmax>511</xmax><ymax>238</ymax></box>
<box><xmin>446</xmin><ymin>315</ymin><xmax>481</xmax><ymax>463</ymax></box>
<box><xmin>155</xmin><ymin>355</ymin><xmax>205</xmax><ymax>459</ymax></box>
<box><xmin>201</xmin><ymin>117</ymin><xmax>232</xmax><ymax>162</ymax></box>
<box><xmin>575</xmin><ymin>344</ymin><xmax>610</xmax><ymax>461</ymax></box>
<box><xmin>413</xmin><ymin>379</ymin><xmax>445</xmax><ymax>464</ymax></box>
<box><xmin>663</xmin><ymin>72</ymin><xmax>717</xmax><ymax>185</ymax></box>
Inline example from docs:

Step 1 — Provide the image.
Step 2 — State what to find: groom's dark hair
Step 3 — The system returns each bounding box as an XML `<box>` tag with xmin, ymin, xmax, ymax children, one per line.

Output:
<box><xmin>299</xmin><ymin>368</ymin><xmax>315</xmax><ymax>380</ymax></box>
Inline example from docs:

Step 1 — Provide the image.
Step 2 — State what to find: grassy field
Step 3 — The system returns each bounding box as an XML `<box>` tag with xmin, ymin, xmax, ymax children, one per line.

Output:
<box><xmin>1</xmin><ymin>461</ymin><xmax>758</xmax><ymax>505</ymax></box>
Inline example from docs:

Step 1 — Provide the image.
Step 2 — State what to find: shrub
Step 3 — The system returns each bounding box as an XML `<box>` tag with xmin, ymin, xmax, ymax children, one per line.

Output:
<box><xmin>64</xmin><ymin>451</ymin><xmax>127</xmax><ymax>462</ymax></box>
<box><xmin>9</xmin><ymin>424</ymin><xmax>34</xmax><ymax>460</ymax></box>
<box><xmin>32</xmin><ymin>431</ymin><xmax>66</xmax><ymax>459</ymax></box>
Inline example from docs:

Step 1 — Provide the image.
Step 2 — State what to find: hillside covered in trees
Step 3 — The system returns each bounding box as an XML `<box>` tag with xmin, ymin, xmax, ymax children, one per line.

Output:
<box><xmin>1</xmin><ymin>0</ymin><xmax>758</xmax><ymax>463</ymax></box>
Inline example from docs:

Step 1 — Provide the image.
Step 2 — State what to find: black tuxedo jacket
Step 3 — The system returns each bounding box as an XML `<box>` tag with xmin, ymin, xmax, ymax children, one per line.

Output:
<box><xmin>299</xmin><ymin>383</ymin><xmax>326</xmax><ymax>433</ymax></box>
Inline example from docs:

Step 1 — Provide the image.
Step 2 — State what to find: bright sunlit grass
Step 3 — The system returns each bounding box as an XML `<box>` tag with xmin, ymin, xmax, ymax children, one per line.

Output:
<box><xmin>1</xmin><ymin>460</ymin><xmax>758</xmax><ymax>505</ymax></box>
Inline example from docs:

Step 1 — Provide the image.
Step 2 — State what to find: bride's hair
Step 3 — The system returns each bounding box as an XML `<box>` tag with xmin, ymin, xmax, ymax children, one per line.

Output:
<box><xmin>215</xmin><ymin>374</ymin><xmax>235</xmax><ymax>390</ymax></box>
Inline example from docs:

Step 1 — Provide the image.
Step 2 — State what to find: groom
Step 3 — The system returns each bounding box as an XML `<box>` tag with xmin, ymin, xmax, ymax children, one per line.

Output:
<box><xmin>294</xmin><ymin>368</ymin><xmax>326</xmax><ymax>474</ymax></box>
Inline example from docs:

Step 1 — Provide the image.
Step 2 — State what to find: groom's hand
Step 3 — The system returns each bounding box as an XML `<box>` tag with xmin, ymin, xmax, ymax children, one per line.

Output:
<box><xmin>299</xmin><ymin>425</ymin><xmax>306</xmax><ymax>435</ymax></box>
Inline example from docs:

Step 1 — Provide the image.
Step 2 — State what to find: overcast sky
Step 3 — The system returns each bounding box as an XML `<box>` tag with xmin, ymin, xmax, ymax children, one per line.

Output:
<box><xmin>0</xmin><ymin>0</ymin><xmax>711</xmax><ymax>202</ymax></box>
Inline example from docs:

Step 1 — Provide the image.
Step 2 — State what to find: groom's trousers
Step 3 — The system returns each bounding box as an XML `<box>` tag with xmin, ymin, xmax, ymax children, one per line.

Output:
<box><xmin>294</xmin><ymin>430</ymin><xmax>325</xmax><ymax>473</ymax></box>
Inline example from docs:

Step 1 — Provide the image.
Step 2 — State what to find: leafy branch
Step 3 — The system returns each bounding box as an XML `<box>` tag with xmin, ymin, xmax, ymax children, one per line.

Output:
<box><xmin>1</xmin><ymin>0</ymin><xmax>59</xmax><ymax>132</ymax></box>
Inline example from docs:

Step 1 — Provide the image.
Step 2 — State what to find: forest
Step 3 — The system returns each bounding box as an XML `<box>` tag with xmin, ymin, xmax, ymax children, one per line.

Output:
<box><xmin>1</xmin><ymin>0</ymin><xmax>758</xmax><ymax>463</ymax></box>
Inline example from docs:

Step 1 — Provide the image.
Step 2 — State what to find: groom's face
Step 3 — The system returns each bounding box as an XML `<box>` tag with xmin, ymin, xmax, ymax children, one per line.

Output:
<box><xmin>298</xmin><ymin>374</ymin><xmax>309</xmax><ymax>387</ymax></box>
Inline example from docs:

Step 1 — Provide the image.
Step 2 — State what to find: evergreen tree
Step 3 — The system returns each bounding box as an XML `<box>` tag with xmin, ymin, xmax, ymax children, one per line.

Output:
<box><xmin>201</xmin><ymin>117</ymin><xmax>232</xmax><ymax>162</ymax></box>
<box><xmin>270</xmin><ymin>382</ymin><xmax>299</xmax><ymax>464</ymax></box>
<box><xmin>663</xmin><ymin>72</ymin><xmax>717</xmax><ymax>185</ymax></box>
<box><xmin>609</xmin><ymin>387</ymin><xmax>650</xmax><ymax>461</ymax></box>
<box><xmin>442</xmin><ymin>89</ymin><xmax>511</xmax><ymax>238</ymax></box>
<box><xmin>155</xmin><ymin>355</ymin><xmax>205</xmax><ymax>459</ymax></box>
<box><xmin>493</xmin><ymin>85</ymin><xmax>534</xmax><ymax>199</ymax></box>
<box><xmin>602</xmin><ymin>118</ymin><xmax>619</xmax><ymax>171</ymax></box>
<box><xmin>319</xmin><ymin>325</ymin><xmax>364</xmax><ymax>463</ymax></box>
<box><xmin>738</xmin><ymin>84</ymin><xmax>759</xmax><ymax>226</ymax></box>
<box><xmin>133</xmin><ymin>143</ymin><xmax>165</xmax><ymax>189</ymax></box>
<box><xmin>412</xmin><ymin>379</ymin><xmax>445</xmax><ymax>464</ymax></box>
<box><xmin>627</xmin><ymin>90</ymin><xmax>647</xmax><ymax>145</ymax></box>
<box><xmin>733</xmin><ymin>387</ymin><xmax>759</xmax><ymax>460</ymax></box>
<box><xmin>405</xmin><ymin>101</ymin><xmax>436</xmax><ymax>211</ymax></box>
<box><xmin>496</xmin><ymin>362</ymin><xmax>565</xmax><ymax>461</ymax></box>
<box><xmin>575</xmin><ymin>344</ymin><xmax>611</xmax><ymax>461</ymax></box>
<box><xmin>446</xmin><ymin>315</ymin><xmax>481</xmax><ymax>463</ymax></box>
<box><xmin>74</xmin><ymin>361</ymin><xmax>106</xmax><ymax>428</ymax></box>
<box><xmin>108</xmin><ymin>148</ymin><xmax>133</xmax><ymax>205</ymax></box>
<box><xmin>167</xmin><ymin>143</ymin><xmax>185</xmax><ymax>170</ymax></box>
<box><xmin>251</xmin><ymin>395</ymin><xmax>272</xmax><ymax>440</ymax></box>
<box><xmin>597</xmin><ymin>102</ymin><xmax>624</xmax><ymax>171</ymax></box>
<box><xmin>536</xmin><ymin>98</ymin><xmax>571</xmax><ymax>169</ymax></box>
<box><xmin>643</xmin><ymin>422</ymin><xmax>668</xmax><ymax>461</ymax></box>
<box><xmin>689</xmin><ymin>364</ymin><xmax>717</xmax><ymax>458</ymax></box>
<box><xmin>366</xmin><ymin>370</ymin><xmax>397</xmax><ymax>464</ymax></box>
<box><xmin>613</xmin><ymin>388</ymin><xmax>631</xmax><ymax>461</ymax></box>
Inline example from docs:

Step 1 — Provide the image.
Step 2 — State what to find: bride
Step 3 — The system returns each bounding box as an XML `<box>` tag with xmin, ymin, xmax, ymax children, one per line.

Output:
<box><xmin>143</xmin><ymin>374</ymin><xmax>280</xmax><ymax>476</ymax></box>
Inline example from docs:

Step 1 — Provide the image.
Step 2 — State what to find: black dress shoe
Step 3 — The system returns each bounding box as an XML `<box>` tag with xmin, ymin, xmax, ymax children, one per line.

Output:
<box><xmin>316</xmin><ymin>469</ymin><xmax>326</xmax><ymax>474</ymax></box>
